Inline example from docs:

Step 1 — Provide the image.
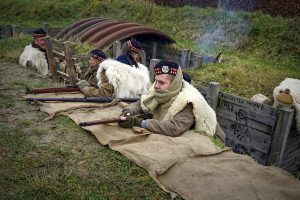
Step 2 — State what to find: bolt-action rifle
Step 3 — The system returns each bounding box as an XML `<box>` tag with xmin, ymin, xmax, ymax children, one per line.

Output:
<box><xmin>26</xmin><ymin>97</ymin><xmax>139</xmax><ymax>103</ymax></box>
<box><xmin>26</xmin><ymin>83</ymin><xmax>99</xmax><ymax>94</ymax></box>
<box><xmin>79</xmin><ymin>117</ymin><xmax>122</xmax><ymax>126</ymax></box>
<box><xmin>26</xmin><ymin>85</ymin><xmax>80</xmax><ymax>94</ymax></box>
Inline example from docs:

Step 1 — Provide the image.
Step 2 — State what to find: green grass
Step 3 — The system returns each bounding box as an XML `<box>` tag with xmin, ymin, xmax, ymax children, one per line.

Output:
<box><xmin>0</xmin><ymin>1</ymin><xmax>300</xmax><ymax>197</ymax></box>
<box><xmin>1</xmin><ymin>0</ymin><xmax>299</xmax><ymax>98</ymax></box>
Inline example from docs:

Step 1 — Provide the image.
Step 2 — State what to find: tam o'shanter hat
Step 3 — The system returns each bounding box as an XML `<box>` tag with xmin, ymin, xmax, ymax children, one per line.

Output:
<box><xmin>127</xmin><ymin>39</ymin><xmax>141</xmax><ymax>54</ymax></box>
<box><xmin>33</xmin><ymin>28</ymin><xmax>47</xmax><ymax>38</ymax></box>
<box><xmin>90</xmin><ymin>49</ymin><xmax>107</xmax><ymax>62</ymax></box>
<box><xmin>154</xmin><ymin>61</ymin><xmax>179</xmax><ymax>75</ymax></box>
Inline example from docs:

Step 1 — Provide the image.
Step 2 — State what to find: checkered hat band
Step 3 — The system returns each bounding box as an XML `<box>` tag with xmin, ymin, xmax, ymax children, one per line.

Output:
<box><xmin>154</xmin><ymin>66</ymin><xmax>177</xmax><ymax>75</ymax></box>
<box><xmin>127</xmin><ymin>40</ymin><xmax>140</xmax><ymax>54</ymax></box>
<box><xmin>91</xmin><ymin>53</ymin><xmax>105</xmax><ymax>62</ymax></box>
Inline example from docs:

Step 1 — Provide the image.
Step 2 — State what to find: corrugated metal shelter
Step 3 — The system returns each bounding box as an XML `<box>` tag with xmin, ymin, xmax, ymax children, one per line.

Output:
<box><xmin>55</xmin><ymin>17</ymin><xmax>175</xmax><ymax>49</ymax></box>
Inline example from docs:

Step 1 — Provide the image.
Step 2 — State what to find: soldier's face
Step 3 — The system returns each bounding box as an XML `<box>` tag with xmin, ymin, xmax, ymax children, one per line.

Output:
<box><xmin>154</xmin><ymin>74</ymin><xmax>172</xmax><ymax>91</ymax></box>
<box><xmin>88</xmin><ymin>57</ymin><xmax>100</xmax><ymax>70</ymax></box>
<box><xmin>34</xmin><ymin>38</ymin><xmax>45</xmax><ymax>49</ymax></box>
<box><xmin>131</xmin><ymin>52</ymin><xmax>139</xmax><ymax>61</ymax></box>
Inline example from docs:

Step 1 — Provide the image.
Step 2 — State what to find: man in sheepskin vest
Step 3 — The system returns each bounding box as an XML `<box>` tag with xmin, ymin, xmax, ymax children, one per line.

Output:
<box><xmin>76</xmin><ymin>49</ymin><xmax>150</xmax><ymax>98</ymax></box>
<box><xmin>83</xmin><ymin>49</ymin><xmax>107</xmax><ymax>87</ymax></box>
<box><xmin>119</xmin><ymin>61</ymin><xmax>217</xmax><ymax>137</ymax></box>
<box><xmin>19</xmin><ymin>28</ymin><xmax>49</xmax><ymax>76</ymax></box>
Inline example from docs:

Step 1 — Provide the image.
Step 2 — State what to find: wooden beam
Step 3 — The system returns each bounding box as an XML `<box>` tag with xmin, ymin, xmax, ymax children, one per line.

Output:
<box><xmin>44</xmin><ymin>36</ymin><xmax>58</xmax><ymax>80</ymax></box>
<box><xmin>206</xmin><ymin>82</ymin><xmax>221</xmax><ymax>111</ymax></box>
<box><xmin>193</xmin><ymin>55</ymin><xmax>203</xmax><ymax>68</ymax></box>
<box><xmin>180</xmin><ymin>49</ymin><xmax>191</xmax><ymax>68</ymax></box>
<box><xmin>63</xmin><ymin>41</ymin><xmax>78</xmax><ymax>85</ymax></box>
<box><xmin>152</xmin><ymin>42</ymin><xmax>157</xmax><ymax>59</ymax></box>
<box><xmin>112</xmin><ymin>41</ymin><xmax>122</xmax><ymax>59</ymax></box>
<box><xmin>267</xmin><ymin>107</ymin><xmax>294</xmax><ymax>166</ymax></box>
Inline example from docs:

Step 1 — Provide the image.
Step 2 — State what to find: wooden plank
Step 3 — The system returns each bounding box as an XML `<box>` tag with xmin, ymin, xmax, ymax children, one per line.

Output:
<box><xmin>218</xmin><ymin>116</ymin><xmax>271</xmax><ymax>145</ymax></box>
<box><xmin>282</xmin><ymin>163</ymin><xmax>300</xmax><ymax>175</ymax></box>
<box><xmin>284</xmin><ymin>134</ymin><xmax>300</xmax><ymax>155</ymax></box>
<box><xmin>63</xmin><ymin>41</ymin><xmax>78</xmax><ymax>85</ymax></box>
<box><xmin>218</xmin><ymin>92</ymin><xmax>277</xmax><ymax>115</ymax></box>
<box><xmin>180</xmin><ymin>49</ymin><xmax>191</xmax><ymax>68</ymax></box>
<box><xmin>218</xmin><ymin>100</ymin><xmax>277</xmax><ymax>127</ymax></box>
<box><xmin>267</xmin><ymin>107</ymin><xmax>294</xmax><ymax>166</ymax></box>
<box><xmin>280</xmin><ymin>150</ymin><xmax>300</xmax><ymax>168</ymax></box>
<box><xmin>219</xmin><ymin>118</ymin><xmax>271</xmax><ymax>153</ymax></box>
<box><xmin>112</xmin><ymin>41</ymin><xmax>122</xmax><ymax>59</ymax></box>
<box><xmin>44</xmin><ymin>36</ymin><xmax>58</xmax><ymax>80</ymax></box>
<box><xmin>192</xmin><ymin>55</ymin><xmax>203</xmax><ymax>68</ymax></box>
<box><xmin>206</xmin><ymin>82</ymin><xmax>220</xmax><ymax>111</ymax></box>
<box><xmin>225</xmin><ymin>138</ymin><xmax>268</xmax><ymax>165</ymax></box>
<box><xmin>217</xmin><ymin>108</ymin><xmax>274</xmax><ymax>134</ymax></box>
<box><xmin>152</xmin><ymin>42</ymin><xmax>157</xmax><ymax>59</ymax></box>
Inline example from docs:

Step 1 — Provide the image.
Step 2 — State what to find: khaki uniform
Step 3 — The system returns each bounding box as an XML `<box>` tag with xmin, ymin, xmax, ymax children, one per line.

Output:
<box><xmin>126</xmin><ymin>81</ymin><xmax>217</xmax><ymax>137</ymax></box>
<box><xmin>84</xmin><ymin>69</ymin><xmax>98</xmax><ymax>87</ymax></box>
<box><xmin>79</xmin><ymin>70</ymin><xmax>114</xmax><ymax>97</ymax></box>
<box><xmin>128</xmin><ymin>101</ymin><xmax>194</xmax><ymax>136</ymax></box>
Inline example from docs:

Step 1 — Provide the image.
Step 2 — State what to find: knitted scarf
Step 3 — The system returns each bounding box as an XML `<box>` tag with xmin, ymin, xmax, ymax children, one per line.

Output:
<box><xmin>141</xmin><ymin>68</ymin><xmax>183</xmax><ymax>113</ymax></box>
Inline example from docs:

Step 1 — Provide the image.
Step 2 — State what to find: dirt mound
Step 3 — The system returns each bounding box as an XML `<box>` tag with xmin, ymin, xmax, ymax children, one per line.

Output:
<box><xmin>149</xmin><ymin>0</ymin><xmax>300</xmax><ymax>17</ymax></box>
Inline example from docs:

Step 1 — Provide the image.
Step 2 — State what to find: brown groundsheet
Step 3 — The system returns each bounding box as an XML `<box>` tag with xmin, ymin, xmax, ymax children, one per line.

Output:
<box><xmin>24</xmin><ymin>93</ymin><xmax>300</xmax><ymax>200</ymax></box>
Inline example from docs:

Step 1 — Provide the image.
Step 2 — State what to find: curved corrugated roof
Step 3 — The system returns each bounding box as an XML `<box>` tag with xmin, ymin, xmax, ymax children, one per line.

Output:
<box><xmin>56</xmin><ymin>17</ymin><xmax>175</xmax><ymax>49</ymax></box>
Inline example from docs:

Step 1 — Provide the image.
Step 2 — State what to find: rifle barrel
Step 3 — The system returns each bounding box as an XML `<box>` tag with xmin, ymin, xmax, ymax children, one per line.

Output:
<box><xmin>26</xmin><ymin>97</ymin><xmax>139</xmax><ymax>103</ymax></box>
<box><xmin>27</xmin><ymin>86</ymin><xmax>80</xmax><ymax>94</ymax></box>
<box><xmin>79</xmin><ymin>117</ymin><xmax>121</xmax><ymax>126</ymax></box>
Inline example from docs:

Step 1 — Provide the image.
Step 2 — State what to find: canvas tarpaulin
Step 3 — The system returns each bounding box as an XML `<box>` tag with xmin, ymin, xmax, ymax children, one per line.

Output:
<box><xmin>24</xmin><ymin>93</ymin><xmax>300</xmax><ymax>200</ymax></box>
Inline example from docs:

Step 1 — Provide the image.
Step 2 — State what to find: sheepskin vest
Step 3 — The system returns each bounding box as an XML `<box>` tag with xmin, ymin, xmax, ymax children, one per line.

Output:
<box><xmin>19</xmin><ymin>44</ymin><xmax>48</xmax><ymax>76</ymax></box>
<box><xmin>142</xmin><ymin>81</ymin><xmax>217</xmax><ymax>136</ymax></box>
<box><xmin>96</xmin><ymin>59</ymin><xmax>150</xmax><ymax>98</ymax></box>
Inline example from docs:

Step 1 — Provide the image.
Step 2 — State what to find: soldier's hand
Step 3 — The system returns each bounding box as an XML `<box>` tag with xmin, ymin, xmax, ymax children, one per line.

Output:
<box><xmin>120</xmin><ymin>109</ymin><xmax>135</xmax><ymax>117</ymax></box>
<box><xmin>76</xmin><ymin>80</ymin><xmax>90</xmax><ymax>89</ymax></box>
<box><xmin>119</xmin><ymin>116</ymin><xmax>142</xmax><ymax>128</ymax></box>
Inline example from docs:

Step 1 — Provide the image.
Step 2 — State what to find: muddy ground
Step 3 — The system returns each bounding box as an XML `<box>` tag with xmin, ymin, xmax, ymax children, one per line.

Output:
<box><xmin>0</xmin><ymin>61</ymin><xmax>169</xmax><ymax>199</ymax></box>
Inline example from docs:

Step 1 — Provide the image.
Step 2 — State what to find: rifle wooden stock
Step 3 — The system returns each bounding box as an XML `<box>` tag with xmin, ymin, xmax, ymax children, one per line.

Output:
<box><xmin>79</xmin><ymin>117</ymin><xmax>121</xmax><ymax>126</ymax></box>
<box><xmin>26</xmin><ymin>97</ymin><xmax>139</xmax><ymax>103</ymax></box>
<box><xmin>26</xmin><ymin>86</ymin><xmax>80</xmax><ymax>94</ymax></box>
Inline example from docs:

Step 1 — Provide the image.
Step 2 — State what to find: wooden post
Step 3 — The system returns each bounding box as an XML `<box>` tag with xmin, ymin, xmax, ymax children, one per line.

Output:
<box><xmin>180</xmin><ymin>49</ymin><xmax>191</xmax><ymax>68</ymax></box>
<box><xmin>152</xmin><ymin>42</ymin><xmax>157</xmax><ymax>59</ymax></box>
<box><xmin>206</xmin><ymin>82</ymin><xmax>220</xmax><ymax>111</ymax></box>
<box><xmin>267</xmin><ymin>107</ymin><xmax>294</xmax><ymax>166</ymax></box>
<box><xmin>5</xmin><ymin>25</ymin><xmax>12</xmax><ymax>38</ymax></box>
<box><xmin>112</xmin><ymin>41</ymin><xmax>122</xmax><ymax>59</ymax></box>
<box><xmin>63</xmin><ymin>41</ymin><xmax>78</xmax><ymax>85</ymax></box>
<box><xmin>193</xmin><ymin>55</ymin><xmax>203</xmax><ymax>68</ymax></box>
<box><xmin>43</xmin><ymin>22</ymin><xmax>49</xmax><ymax>33</ymax></box>
<box><xmin>11</xmin><ymin>25</ymin><xmax>20</xmax><ymax>36</ymax></box>
<box><xmin>149</xmin><ymin>59</ymin><xmax>160</xmax><ymax>83</ymax></box>
<box><xmin>44</xmin><ymin>36</ymin><xmax>58</xmax><ymax>80</ymax></box>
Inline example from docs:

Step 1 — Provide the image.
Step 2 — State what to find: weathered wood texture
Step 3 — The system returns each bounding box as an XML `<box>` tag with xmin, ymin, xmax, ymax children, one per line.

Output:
<box><xmin>44</xmin><ymin>36</ymin><xmax>58</xmax><ymax>80</ymax></box>
<box><xmin>198</xmin><ymin>83</ymin><xmax>299</xmax><ymax>175</ymax></box>
<box><xmin>63</xmin><ymin>42</ymin><xmax>78</xmax><ymax>85</ymax></box>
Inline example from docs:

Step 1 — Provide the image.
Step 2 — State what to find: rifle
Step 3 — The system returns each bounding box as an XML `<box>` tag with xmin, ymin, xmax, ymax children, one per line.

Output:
<box><xmin>26</xmin><ymin>86</ymin><xmax>80</xmax><ymax>94</ymax></box>
<box><xmin>79</xmin><ymin>114</ymin><xmax>143</xmax><ymax>126</ymax></box>
<box><xmin>26</xmin><ymin>97</ymin><xmax>139</xmax><ymax>103</ymax></box>
<box><xmin>79</xmin><ymin>117</ymin><xmax>121</xmax><ymax>126</ymax></box>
